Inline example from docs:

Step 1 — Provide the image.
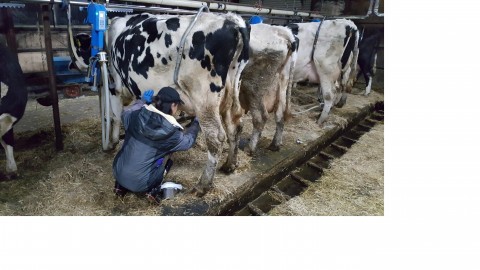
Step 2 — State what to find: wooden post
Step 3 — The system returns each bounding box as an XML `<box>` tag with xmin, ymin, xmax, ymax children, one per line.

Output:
<box><xmin>1</xmin><ymin>8</ymin><xmax>18</xmax><ymax>62</ymax></box>
<box><xmin>41</xmin><ymin>4</ymin><xmax>64</xmax><ymax>151</ymax></box>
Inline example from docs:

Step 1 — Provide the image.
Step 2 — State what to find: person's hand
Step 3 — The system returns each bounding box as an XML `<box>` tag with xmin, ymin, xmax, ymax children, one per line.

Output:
<box><xmin>191</xmin><ymin>117</ymin><xmax>199</xmax><ymax>125</ymax></box>
<box><xmin>142</xmin><ymin>89</ymin><xmax>155</xmax><ymax>104</ymax></box>
<box><xmin>186</xmin><ymin>116</ymin><xmax>199</xmax><ymax>128</ymax></box>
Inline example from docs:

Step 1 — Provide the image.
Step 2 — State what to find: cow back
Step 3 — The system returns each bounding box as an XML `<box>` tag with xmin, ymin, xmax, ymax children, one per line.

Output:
<box><xmin>108</xmin><ymin>12</ymin><xmax>249</xmax><ymax>115</ymax></box>
<box><xmin>290</xmin><ymin>19</ymin><xmax>358</xmax><ymax>84</ymax></box>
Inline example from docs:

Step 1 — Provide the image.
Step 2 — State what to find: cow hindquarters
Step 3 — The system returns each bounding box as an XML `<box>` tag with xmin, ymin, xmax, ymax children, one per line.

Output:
<box><xmin>0</xmin><ymin>114</ymin><xmax>18</xmax><ymax>179</ymax></box>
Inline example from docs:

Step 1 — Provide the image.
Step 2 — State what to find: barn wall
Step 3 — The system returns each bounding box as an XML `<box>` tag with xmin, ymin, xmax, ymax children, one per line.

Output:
<box><xmin>239</xmin><ymin>0</ymin><xmax>312</xmax><ymax>11</ymax></box>
<box><xmin>16</xmin><ymin>32</ymin><xmax>70</xmax><ymax>73</ymax></box>
<box><xmin>0</xmin><ymin>4</ymin><xmax>85</xmax><ymax>73</ymax></box>
<box><xmin>310</xmin><ymin>0</ymin><xmax>345</xmax><ymax>15</ymax></box>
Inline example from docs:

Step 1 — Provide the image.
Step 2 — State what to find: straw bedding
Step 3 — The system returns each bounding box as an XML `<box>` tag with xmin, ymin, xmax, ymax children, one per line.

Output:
<box><xmin>0</xmin><ymin>85</ymin><xmax>383</xmax><ymax>215</ymax></box>
<box><xmin>269</xmin><ymin>122</ymin><xmax>384</xmax><ymax>216</ymax></box>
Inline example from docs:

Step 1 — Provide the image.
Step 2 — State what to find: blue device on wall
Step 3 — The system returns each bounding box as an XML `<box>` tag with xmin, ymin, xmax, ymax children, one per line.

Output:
<box><xmin>86</xmin><ymin>2</ymin><xmax>107</xmax><ymax>57</ymax></box>
<box><xmin>249</xmin><ymin>15</ymin><xmax>263</xmax><ymax>24</ymax></box>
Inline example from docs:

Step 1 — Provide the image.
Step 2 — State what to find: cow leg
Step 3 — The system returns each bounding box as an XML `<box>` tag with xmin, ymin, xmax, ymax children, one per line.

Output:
<box><xmin>109</xmin><ymin>93</ymin><xmax>123</xmax><ymax>149</ymax></box>
<box><xmin>335</xmin><ymin>93</ymin><xmax>348</xmax><ymax>108</ymax></box>
<box><xmin>364</xmin><ymin>72</ymin><xmax>372</xmax><ymax>96</ymax></box>
<box><xmin>268</xmin><ymin>82</ymin><xmax>287</xmax><ymax>152</ymax></box>
<box><xmin>220</xmin><ymin>110</ymin><xmax>243</xmax><ymax>173</ymax></box>
<box><xmin>192</xmin><ymin>113</ymin><xmax>226</xmax><ymax>197</ymax></box>
<box><xmin>334</xmin><ymin>80</ymin><xmax>348</xmax><ymax>108</ymax></box>
<box><xmin>317</xmin><ymin>84</ymin><xmax>324</xmax><ymax>104</ymax></box>
<box><xmin>0</xmin><ymin>114</ymin><xmax>18</xmax><ymax>179</ymax></box>
<box><xmin>372</xmin><ymin>53</ymin><xmax>378</xmax><ymax>76</ymax></box>
<box><xmin>267</xmin><ymin>113</ymin><xmax>284</xmax><ymax>152</ymax></box>
<box><xmin>358</xmin><ymin>61</ymin><xmax>372</xmax><ymax>96</ymax></box>
<box><xmin>245</xmin><ymin>103</ymin><xmax>268</xmax><ymax>156</ymax></box>
<box><xmin>317</xmin><ymin>78</ymin><xmax>336</xmax><ymax>125</ymax></box>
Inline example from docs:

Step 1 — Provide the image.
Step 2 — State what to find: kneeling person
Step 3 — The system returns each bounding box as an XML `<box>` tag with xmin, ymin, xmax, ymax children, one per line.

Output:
<box><xmin>112</xmin><ymin>87</ymin><xmax>200</xmax><ymax>203</ymax></box>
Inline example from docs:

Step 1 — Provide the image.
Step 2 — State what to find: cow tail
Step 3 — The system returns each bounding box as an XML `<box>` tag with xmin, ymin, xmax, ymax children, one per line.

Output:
<box><xmin>232</xmin><ymin>24</ymin><xmax>250</xmax><ymax>120</ymax></box>
<box><xmin>341</xmin><ymin>22</ymin><xmax>359</xmax><ymax>93</ymax></box>
<box><xmin>349</xmin><ymin>28</ymin><xmax>360</xmax><ymax>91</ymax></box>
<box><xmin>284</xmin><ymin>36</ymin><xmax>298</xmax><ymax>121</ymax></box>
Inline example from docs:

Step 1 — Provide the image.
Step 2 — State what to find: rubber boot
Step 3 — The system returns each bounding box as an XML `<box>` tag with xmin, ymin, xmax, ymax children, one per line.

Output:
<box><xmin>114</xmin><ymin>181</ymin><xmax>128</xmax><ymax>197</ymax></box>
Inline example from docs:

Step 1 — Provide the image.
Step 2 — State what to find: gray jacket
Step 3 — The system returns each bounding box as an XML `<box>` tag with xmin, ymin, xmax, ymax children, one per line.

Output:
<box><xmin>112</xmin><ymin>100</ymin><xmax>200</xmax><ymax>192</ymax></box>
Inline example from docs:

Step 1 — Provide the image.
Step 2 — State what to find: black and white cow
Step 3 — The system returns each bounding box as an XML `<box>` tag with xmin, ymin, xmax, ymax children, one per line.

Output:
<box><xmin>70</xmin><ymin>12</ymin><xmax>250</xmax><ymax>196</ymax></box>
<box><xmin>68</xmin><ymin>33</ymin><xmax>91</xmax><ymax>71</ymax></box>
<box><xmin>239</xmin><ymin>23</ymin><xmax>297</xmax><ymax>155</ymax></box>
<box><xmin>357</xmin><ymin>30</ymin><xmax>382</xmax><ymax>95</ymax></box>
<box><xmin>288</xmin><ymin>19</ymin><xmax>359</xmax><ymax>124</ymax></box>
<box><xmin>0</xmin><ymin>42</ymin><xmax>28</xmax><ymax>180</ymax></box>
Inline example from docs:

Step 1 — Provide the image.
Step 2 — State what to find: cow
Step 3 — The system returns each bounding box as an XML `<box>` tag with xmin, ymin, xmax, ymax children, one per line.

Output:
<box><xmin>357</xmin><ymin>29</ymin><xmax>382</xmax><ymax>95</ymax></box>
<box><xmin>69</xmin><ymin>12</ymin><xmax>250</xmax><ymax>196</ymax></box>
<box><xmin>287</xmin><ymin>19</ymin><xmax>359</xmax><ymax>124</ymax></box>
<box><xmin>0</xmin><ymin>42</ymin><xmax>28</xmax><ymax>180</ymax></box>
<box><xmin>67</xmin><ymin>33</ymin><xmax>91</xmax><ymax>72</ymax></box>
<box><xmin>238</xmin><ymin>23</ymin><xmax>297</xmax><ymax>155</ymax></box>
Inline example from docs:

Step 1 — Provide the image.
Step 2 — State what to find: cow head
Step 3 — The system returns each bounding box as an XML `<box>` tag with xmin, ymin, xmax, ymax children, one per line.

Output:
<box><xmin>68</xmin><ymin>33</ymin><xmax>91</xmax><ymax>72</ymax></box>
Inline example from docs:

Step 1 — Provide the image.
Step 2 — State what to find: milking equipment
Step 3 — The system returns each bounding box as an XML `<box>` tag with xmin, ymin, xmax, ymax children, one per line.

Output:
<box><xmin>84</xmin><ymin>1</ymin><xmax>110</xmax><ymax>151</ymax></box>
<box><xmin>249</xmin><ymin>15</ymin><xmax>263</xmax><ymax>24</ymax></box>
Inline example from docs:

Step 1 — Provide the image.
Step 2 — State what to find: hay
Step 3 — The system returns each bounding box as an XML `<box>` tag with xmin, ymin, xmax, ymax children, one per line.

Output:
<box><xmin>0</xmin><ymin>85</ymin><xmax>383</xmax><ymax>215</ymax></box>
<box><xmin>269</xmin><ymin>122</ymin><xmax>384</xmax><ymax>216</ymax></box>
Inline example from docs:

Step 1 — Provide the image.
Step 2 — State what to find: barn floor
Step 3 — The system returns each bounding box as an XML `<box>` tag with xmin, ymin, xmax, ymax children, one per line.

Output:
<box><xmin>269</xmin><ymin>120</ymin><xmax>384</xmax><ymax>216</ymax></box>
<box><xmin>0</xmin><ymin>85</ymin><xmax>383</xmax><ymax>215</ymax></box>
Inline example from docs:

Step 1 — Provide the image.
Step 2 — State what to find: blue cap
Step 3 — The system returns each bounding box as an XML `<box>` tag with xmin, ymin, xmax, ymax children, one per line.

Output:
<box><xmin>312</xmin><ymin>19</ymin><xmax>321</xmax><ymax>22</ymax></box>
<box><xmin>249</xmin><ymin>15</ymin><xmax>263</xmax><ymax>24</ymax></box>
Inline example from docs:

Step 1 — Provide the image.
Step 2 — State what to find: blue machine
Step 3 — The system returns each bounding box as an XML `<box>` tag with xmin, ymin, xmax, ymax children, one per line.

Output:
<box><xmin>53</xmin><ymin>56</ymin><xmax>87</xmax><ymax>84</ymax></box>
<box><xmin>86</xmin><ymin>2</ymin><xmax>108</xmax><ymax>57</ymax></box>
<box><xmin>84</xmin><ymin>2</ymin><xmax>112</xmax><ymax>150</ymax></box>
<box><xmin>249</xmin><ymin>15</ymin><xmax>263</xmax><ymax>24</ymax></box>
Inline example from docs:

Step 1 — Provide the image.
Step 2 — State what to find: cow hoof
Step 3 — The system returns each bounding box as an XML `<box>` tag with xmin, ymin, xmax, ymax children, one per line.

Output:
<box><xmin>335</xmin><ymin>94</ymin><xmax>348</xmax><ymax>108</ymax></box>
<box><xmin>0</xmin><ymin>172</ymin><xmax>18</xmax><ymax>182</ymax></box>
<box><xmin>191</xmin><ymin>184</ymin><xmax>211</xmax><ymax>197</ymax></box>
<box><xmin>267</xmin><ymin>144</ymin><xmax>280</xmax><ymax>152</ymax></box>
<box><xmin>244</xmin><ymin>145</ymin><xmax>257</xmax><ymax>157</ymax></box>
<box><xmin>103</xmin><ymin>142</ymin><xmax>119</xmax><ymax>152</ymax></box>
<box><xmin>220</xmin><ymin>162</ymin><xmax>237</xmax><ymax>174</ymax></box>
<box><xmin>36</xmin><ymin>97</ymin><xmax>53</xmax><ymax>107</ymax></box>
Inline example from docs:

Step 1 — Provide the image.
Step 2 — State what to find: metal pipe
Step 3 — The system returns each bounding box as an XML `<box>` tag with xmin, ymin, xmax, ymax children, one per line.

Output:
<box><xmin>174</xmin><ymin>5</ymin><xmax>209</xmax><ymax>86</ymax></box>
<box><xmin>12</xmin><ymin>24</ymin><xmax>91</xmax><ymax>30</ymax></box>
<box><xmin>7</xmin><ymin>0</ymin><xmax>319</xmax><ymax>17</ymax></box>
<box><xmin>2</xmin><ymin>0</ymin><xmax>383</xmax><ymax>20</ymax></box>
<box><xmin>373</xmin><ymin>0</ymin><xmax>384</xmax><ymax>17</ymax></box>
<box><xmin>116</xmin><ymin>0</ymin><xmax>316</xmax><ymax>17</ymax></box>
<box><xmin>17</xmin><ymin>47</ymin><xmax>69</xmax><ymax>52</ymax></box>
<box><xmin>41</xmin><ymin>4</ymin><xmax>63</xmax><ymax>151</ymax></box>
